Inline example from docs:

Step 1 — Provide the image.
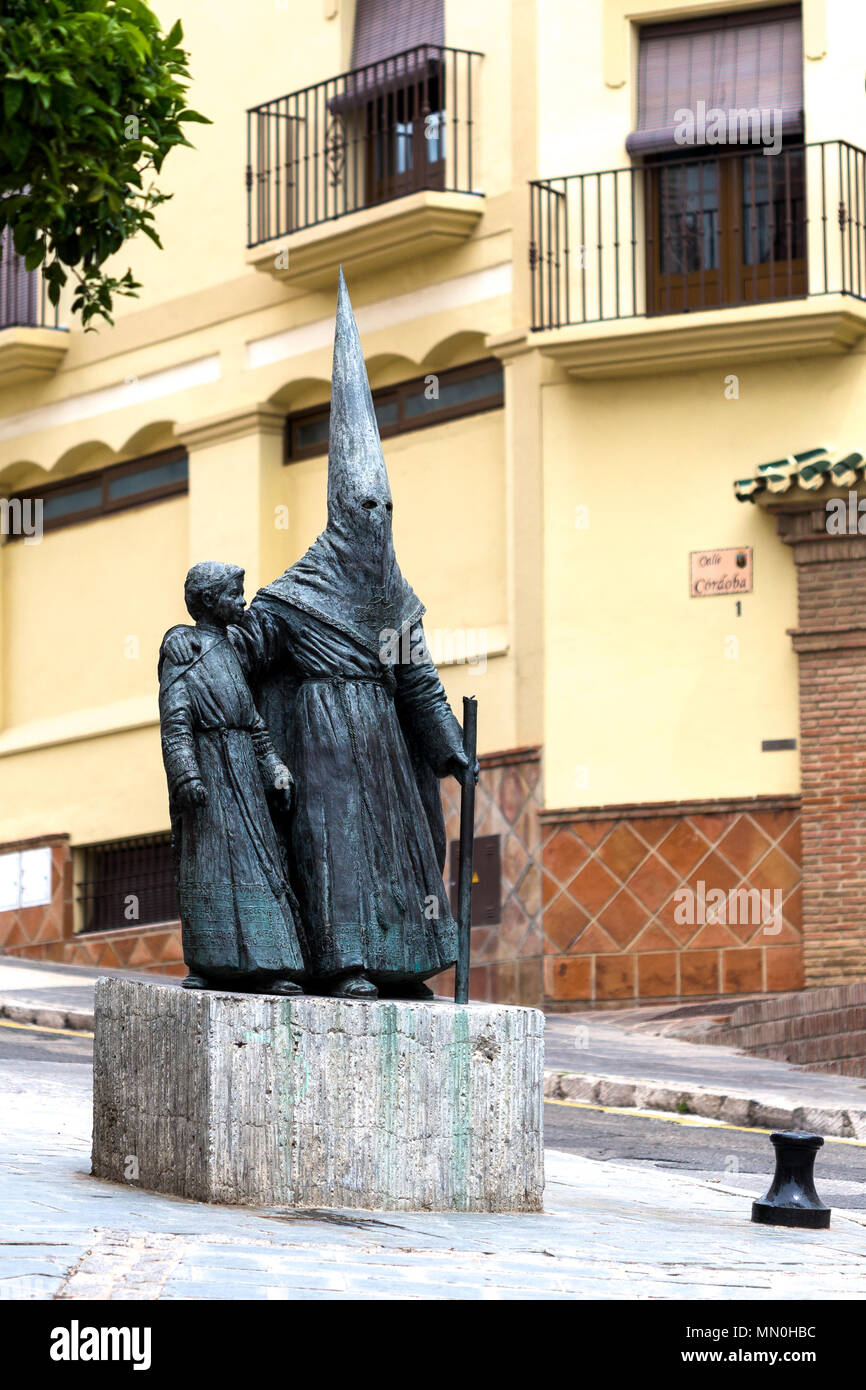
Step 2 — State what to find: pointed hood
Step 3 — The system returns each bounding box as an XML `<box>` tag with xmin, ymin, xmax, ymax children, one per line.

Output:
<box><xmin>260</xmin><ymin>268</ymin><xmax>422</xmax><ymax>655</ymax></box>
<box><xmin>327</xmin><ymin>266</ymin><xmax>392</xmax><ymax>522</ymax></box>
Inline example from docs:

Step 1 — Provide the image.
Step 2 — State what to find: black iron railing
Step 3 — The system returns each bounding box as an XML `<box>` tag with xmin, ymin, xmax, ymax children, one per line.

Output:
<box><xmin>78</xmin><ymin>834</ymin><xmax>178</xmax><ymax>933</ymax></box>
<box><xmin>0</xmin><ymin>229</ymin><xmax>61</xmax><ymax>329</ymax></box>
<box><xmin>246</xmin><ymin>44</ymin><xmax>483</xmax><ymax>248</ymax></box>
<box><xmin>530</xmin><ymin>140</ymin><xmax>866</xmax><ymax>330</ymax></box>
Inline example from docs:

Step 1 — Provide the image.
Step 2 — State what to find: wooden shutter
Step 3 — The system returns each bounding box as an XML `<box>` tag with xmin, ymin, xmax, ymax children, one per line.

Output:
<box><xmin>0</xmin><ymin>226</ymin><xmax>38</xmax><ymax>327</ymax></box>
<box><xmin>351</xmin><ymin>0</ymin><xmax>444</xmax><ymax>68</ymax></box>
<box><xmin>337</xmin><ymin>0</ymin><xmax>445</xmax><ymax>105</ymax></box>
<box><xmin>627</xmin><ymin>5</ymin><xmax>804</xmax><ymax>155</ymax></box>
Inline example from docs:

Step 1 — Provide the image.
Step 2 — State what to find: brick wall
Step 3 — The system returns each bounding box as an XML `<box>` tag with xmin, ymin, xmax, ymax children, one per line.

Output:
<box><xmin>707</xmin><ymin>981</ymin><xmax>866</xmax><ymax>1078</ymax></box>
<box><xmin>776</xmin><ymin>507</ymin><xmax>866</xmax><ymax>985</ymax></box>
<box><xmin>540</xmin><ymin>796</ymin><xmax>803</xmax><ymax>1008</ymax></box>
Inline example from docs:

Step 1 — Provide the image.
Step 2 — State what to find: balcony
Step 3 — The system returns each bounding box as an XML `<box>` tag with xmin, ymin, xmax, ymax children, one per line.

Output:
<box><xmin>0</xmin><ymin>240</ymin><xmax>67</xmax><ymax>386</ymax></box>
<box><xmin>528</xmin><ymin>141</ymin><xmax>866</xmax><ymax>377</ymax></box>
<box><xmin>245</xmin><ymin>45</ymin><xmax>484</xmax><ymax>287</ymax></box>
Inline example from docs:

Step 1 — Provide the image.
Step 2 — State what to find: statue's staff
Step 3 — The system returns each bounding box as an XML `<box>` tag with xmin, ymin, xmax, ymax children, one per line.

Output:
<box><xmin>454</xmin><ymin>695</ymin><xmax>478</xmax><ymax>1004</ymax></box>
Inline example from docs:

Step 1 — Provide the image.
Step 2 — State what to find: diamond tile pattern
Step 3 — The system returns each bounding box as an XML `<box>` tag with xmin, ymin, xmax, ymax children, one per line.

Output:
<box><xmin>432</xmin><ymin>749</ymin><xmax>544</xmax><ymax>1006</ymax></box>
<box><xmin>0</xmin><ymin>788</ymin><xmax>801</xmax><ymax>1011</ymax></box>
<box><xmin>541</xmin><ymin>803</ymin><xmax>803</xmax><ymax>1005</ymax></box>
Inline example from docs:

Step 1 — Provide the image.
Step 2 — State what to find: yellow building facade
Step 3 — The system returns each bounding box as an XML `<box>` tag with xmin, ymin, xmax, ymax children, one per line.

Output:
<box><xmin>1</xmin><ymin>0</ymin><xmax>865</xmax><ymax>1008</ymax></box>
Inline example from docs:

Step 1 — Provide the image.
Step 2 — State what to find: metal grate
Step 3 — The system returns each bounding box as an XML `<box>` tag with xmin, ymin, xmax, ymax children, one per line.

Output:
<box><xmin>78</xmin><ymin>834</ymin><xmax>178</xmax><ymax>934</ymax></box>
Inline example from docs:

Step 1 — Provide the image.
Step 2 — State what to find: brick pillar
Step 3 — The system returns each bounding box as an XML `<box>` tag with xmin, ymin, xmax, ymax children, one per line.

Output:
<box><xmin>773</xmin><ymin>504</ymin><xmax>866</xmax><ymax>984</ymax></box>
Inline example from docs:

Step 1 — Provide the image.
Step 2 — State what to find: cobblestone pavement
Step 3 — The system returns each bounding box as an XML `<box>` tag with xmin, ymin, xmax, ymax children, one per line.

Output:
<box><xmin>2</xmin><ymin>1039</ymin><xmax>866</xmax><ymax>1301</ymax></box>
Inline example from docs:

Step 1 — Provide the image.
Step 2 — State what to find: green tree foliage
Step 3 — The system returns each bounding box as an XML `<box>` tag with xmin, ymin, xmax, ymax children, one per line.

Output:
<box><xmin>0</xmin><ymin>0</ymin><xmax>210</xmax><ymax>328</ymax></box>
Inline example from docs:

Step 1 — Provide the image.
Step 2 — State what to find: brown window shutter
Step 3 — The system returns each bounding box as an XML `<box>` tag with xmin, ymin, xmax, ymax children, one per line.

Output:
<box><xmin>334</xmin><ymin>0</ymin><xmax>445</xmax><ymax>114</ymax></box>
<box><xmin>627</xmin><ymin>5</ymin><xmax>804</xmax><ymax>156</ymax></box>
<box><xmin>351</xmin><ymin>0</ymin><xmax>444</xmax><ymax>69</ymax></box>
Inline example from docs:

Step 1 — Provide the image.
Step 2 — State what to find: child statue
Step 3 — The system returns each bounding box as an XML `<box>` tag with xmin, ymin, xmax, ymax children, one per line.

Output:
<box><xmin>158</xmin><ymin>561</ymin><xmax>306</xmax><ymax>994</ymax></box>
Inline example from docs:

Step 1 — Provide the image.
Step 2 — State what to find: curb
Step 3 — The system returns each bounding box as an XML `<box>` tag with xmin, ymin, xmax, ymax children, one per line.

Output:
<box><xmin>544</xmin><ymin>1068</ymin><xmax>866</xmax><ymax>1140</ymax></box>
<box><xmin>0</xmin><ymin>999</ymin><xmax>94</xmax><ymax>1033</ymax></box>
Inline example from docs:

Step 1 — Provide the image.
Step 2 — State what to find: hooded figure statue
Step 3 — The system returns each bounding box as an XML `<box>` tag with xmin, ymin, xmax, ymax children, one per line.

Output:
<box><xmin>166</xmin><ymin>269</ymin><xmax>474</xmax><ymax>998</ymax></box>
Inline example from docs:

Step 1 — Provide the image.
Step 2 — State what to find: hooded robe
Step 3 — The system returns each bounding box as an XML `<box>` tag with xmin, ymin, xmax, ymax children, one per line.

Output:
<box><xmin>227</xmin><ymin>269</ymin><xmax>465</xmax><ymax>983</ymax></box>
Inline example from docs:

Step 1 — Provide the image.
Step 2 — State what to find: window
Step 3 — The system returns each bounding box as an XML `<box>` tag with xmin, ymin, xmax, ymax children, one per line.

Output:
<box><xmin>646</xmin><ymin>145</ymin><xmax>807</xmax><ymax>312</ymax></box>
<box><xmin>4</xmin><ymin>447</ymin><xmax>188</xmax><ymax>541</ymax></box>
<box><xmin>286</xmin><ymin>359</ymin><xmax>504</xmax><ymax>462</ymax></box>
<box><xmin>346</xmin><ymin>0</ymin><xmax>446</xmax><ymax>208</ymax></box>
<box><xmin>629</xmin><ymin>7</ymin><xmax>806</xmax><ymax>314</ymax></box>
<box><xmin>364</xmin><ymin>60</ymin><xmax>446</xmax><ymax>205</ymax></box>
<box><xmin>0</xmin><ymin>847</ymin><xmax>52</xmax><ymax>911</ymax></box>
<box><xmin>78</xmin><ymin>834</ymin><xmax>178</xmax><ymax>934</ymax></box>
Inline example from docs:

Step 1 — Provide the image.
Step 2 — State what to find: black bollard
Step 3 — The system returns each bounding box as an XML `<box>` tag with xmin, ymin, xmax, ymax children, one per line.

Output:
<box><xmin>751</xmin><ymin>1131</ymin><xmax>831</xmax><ymax>1229</ymax></box>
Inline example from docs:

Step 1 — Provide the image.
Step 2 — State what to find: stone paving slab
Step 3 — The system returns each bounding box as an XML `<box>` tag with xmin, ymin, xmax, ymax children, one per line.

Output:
<box><xmin>2</xmin><ymin>1053</ymin><xmax>866</xmax><ymax>1300</ymax></box>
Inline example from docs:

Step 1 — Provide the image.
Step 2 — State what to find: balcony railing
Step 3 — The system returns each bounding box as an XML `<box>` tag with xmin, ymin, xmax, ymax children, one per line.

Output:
<box><xmin>246</xmin><ymin>44</ymin><xmax>482</xmax><ymax>248</ymax></box>
<box><xmin>529</xmin><ymin>140</ymin><xmax>866</xmax><ymax>331</ymax></box>
<box><xmin>0</xmin><ymin>231</ymin><xmax>61</xmax><ymax>330</ymax></box>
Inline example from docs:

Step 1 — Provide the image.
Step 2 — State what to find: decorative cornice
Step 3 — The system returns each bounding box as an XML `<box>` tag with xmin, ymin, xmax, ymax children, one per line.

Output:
<box><xmin>769</xmin><ymin>505</ymin><xmax>866</xmax><ymax>563</ymax></box>
<box><xmin>0</xmin><ymin>326</ymin><xmax>69</xmax><ymax>388</ymax></box>
<box><xmin>540</xmin><ymin>792</ymin><xmax>801</xmax><ymax>826</ymax></box>
<box><xmin>174</xmin><ymin>405</ymin><xmax>286</xmax><ymax>450</ymax></box>
<box><xmin>485</xmin><ymin>330</ymin><xmax>533</xmax><ymax>363</ymax></box>
<box><xmin>0</xmin><ymin>831</ymin><xmax>70</xmax><ymax>854</ymax></box>
<box><xmin>479</xmin><ymin>744</ymin><xmax>541</xmax><ymax>770</ymax></box>
<box><xmin>532</xmin><ymin>302</ymin><xmax>866</xmax><ymax>380</ymax></box>
<box><xmin>787</xmin><ymin>624</ymin><xmax>866</xmax><ymax>654</ymax></box>
<box><xmin>246</xmin><ymin>191</ymin><xmax>484</xmax><ymax>290</ymax></box>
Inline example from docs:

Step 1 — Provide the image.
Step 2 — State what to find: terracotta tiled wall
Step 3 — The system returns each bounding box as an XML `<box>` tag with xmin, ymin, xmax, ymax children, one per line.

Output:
<box><xmin>1</xmin><ymin>751</ymin><xmax>545</xmax><ymax>998</ymax></box>
<box><xmin>57</xmin><ymin>921</ymin><xmax>185</xmax><ymax>975</ymax></box>
<box><xmin>0</xmin><ymin>835</ymin><xmax>73</xmax><ymax>958</ymax></box>
<box><xmin>541</xmin><ymin>796</ymin><xmax>803</xmax><ymax>1008</ymax></box>
<box><xmin>432</xmin><ymin>746</ymin><xmax>544</xmax><ymax>1006</ymax></box>
<box><xmin>0</xmin><ymin>833</ymin><xmax>184</xmax><ymax>974</ymax></box>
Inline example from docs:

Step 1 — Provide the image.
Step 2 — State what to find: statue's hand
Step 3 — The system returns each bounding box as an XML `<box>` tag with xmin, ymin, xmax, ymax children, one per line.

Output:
<box><xmin>162</xmin><ymin>627</ymin><xmax>201</xmax><ymax>667</ymax></box>
<box><xmin>269</xmin><ymin>764</ymin><xmax>294</xmax><ymax>814</ymax></box>
<box><xmin>177</xmin><ymin>779</ymin><xmax>208</xmax><ymax>810</ymax></box>
<box><xmin>448</xmin><ymin>748</ymin><xmax>480</xmax><ymax>787</ymax></box>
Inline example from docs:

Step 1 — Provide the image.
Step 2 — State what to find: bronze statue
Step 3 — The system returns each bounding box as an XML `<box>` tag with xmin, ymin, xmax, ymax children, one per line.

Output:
<box><xmin>163</xmin><ymin>270</ymin><xmax>476</xmax><ymax>998</ymax></box>
<box><xmin>158</xmin><ymin>561</ymin><xmax>305</xmax><ymax>993</ymax></box>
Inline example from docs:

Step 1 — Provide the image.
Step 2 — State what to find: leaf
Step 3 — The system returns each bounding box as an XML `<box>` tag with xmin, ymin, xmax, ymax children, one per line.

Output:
<box><xmin>3</xmin><ymin>83</ymin><xmax>23</xmax><ymax>120</ymax></box>
<box><xmin>0</xmin><ymin>0</ymin><xmax>207</xmax><ymax>325</ymax></box>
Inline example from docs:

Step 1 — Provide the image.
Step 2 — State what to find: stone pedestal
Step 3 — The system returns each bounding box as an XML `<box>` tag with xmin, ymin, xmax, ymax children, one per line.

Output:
<box><xmin>91</xmin><ymin>978</ymin><xmax>544</xmax><ymax>1212</ymax></box>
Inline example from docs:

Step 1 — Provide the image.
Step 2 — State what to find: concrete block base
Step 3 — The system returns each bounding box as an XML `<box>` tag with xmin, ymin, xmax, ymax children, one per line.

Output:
<box><xmin>91</xmin><ymin>978</ymin><xmax>544</xmax><ymax>1212</ymax></box>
